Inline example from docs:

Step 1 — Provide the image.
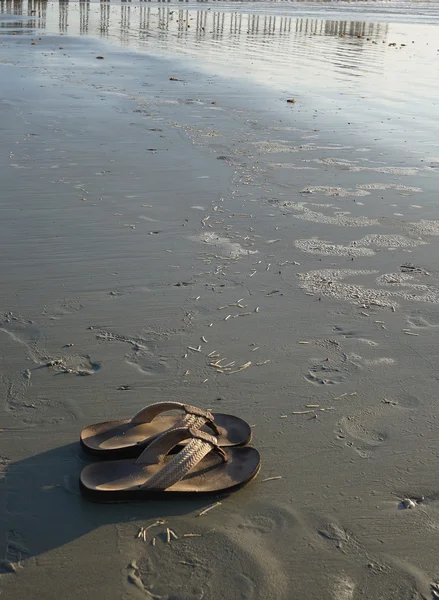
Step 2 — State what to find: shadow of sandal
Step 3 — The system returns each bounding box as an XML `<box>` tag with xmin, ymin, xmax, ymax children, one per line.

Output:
<box><xmin>0</xmin><ymin>440</ymin><xmax>226</xmax><ymax>568</ymax></box>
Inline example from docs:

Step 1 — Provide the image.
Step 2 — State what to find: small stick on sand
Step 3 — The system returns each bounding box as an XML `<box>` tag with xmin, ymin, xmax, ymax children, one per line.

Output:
<box><xmin>212</xmin><ymin>358</ymin><xmax>227</xmax><ymax>366</ymax></box>
<box><xmin>228</xmin><ymin>361</ymin><xmax>251</xmax><ymax>374</ymax></box>
<box><xmin>166</xmin><ymin>528</ymin><xmax>171</xmax><ymax>544</ymax></box>
<box><xmin>256</xmin><ymin>360</ymin><xmax>271</xmax><ymax>366</ymax></box>
<box><xmin>404</xmin><ymin>331</ymin><xmax>419</xmax><ymax>336</ymax></box>
<box><xmin>262</xmin><ymin>476</ymin><xmax>282</xmax><ymax>482</ymax></box>
<box><xmin>183</xmin><ymin>533</ymin><xmax>202</xmax><ymax>538</ymax></box>
<box><xmin>298</xmin><ymin>341</ymin><xmax>309</xmax><ymax>344</ymax></box>
<box><xmin>201</xmin><ymin>336</ymin><xmax>208</xmax><ymax>343</ymax></box>
<box><xmin>136</xmin><ymin>527</ymin><xmax>145</xmax><ymax>539</ymax></box>
<box><xmin>207</xmin><ymin>350</ymin><xmax>217</xmax><ymax>357</ymax></box>
<box><xmin>306</xmin><ymin>404</ymin><xmax>320</xmax><ymax>408</ymax></box>
<box><xmin>144</xmin><ymin>519</ymin><xmax>166</xmax><ymax>531</ymax></box>
<box><xmin>152</xmin><ymin>537</ymin><xmax>156</xmax><ymax>547</ymax></box>
<box><xmin>143</xmin><ymin>530</ymin><xmax>147</xmax><ymax>542</ymax></box>
<box><xmin>292</xmin><ymin>410</ymin><xmax>313</xmax><ymax>415</ymax></box>
<box><xmin>198</xmin><ymin>502</ymin><xmax>222</xmax><ymax>517</ymax></box>
<box><xmin>255</xmin><ymin>306</ymin><xmax>260</xmax><ymax>313</ymax></box>
<box><xmin>188</xmin><ymin>346</ymin><xmax>202</xmax><ymax>353</ymax></box>
<box><xmin>224</xmin><ymin>315</ymin><xmax>231</xmax><ymax>321</ymax></box>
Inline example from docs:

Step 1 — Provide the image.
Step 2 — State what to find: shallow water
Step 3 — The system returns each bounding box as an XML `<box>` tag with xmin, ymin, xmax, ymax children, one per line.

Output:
<box><xmin>2</xmin><ymin>0</ymin><xmax>439</xmax><ymax>157</ymax></box>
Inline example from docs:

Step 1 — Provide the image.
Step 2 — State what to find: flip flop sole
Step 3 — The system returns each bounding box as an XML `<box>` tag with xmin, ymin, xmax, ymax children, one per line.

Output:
<box><xmin>79</xmin><ymin>447</ymin><xmax>261</xmax><ymax>502</ymax></box>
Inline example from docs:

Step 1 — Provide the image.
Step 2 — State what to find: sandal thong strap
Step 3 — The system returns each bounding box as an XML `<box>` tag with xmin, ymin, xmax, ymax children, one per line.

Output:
<box><xmin>130</xmin><ymin>401</ymin><xmax>220</xmax><ymax>436</ymax></box>
<box><xmin>136</xmin><ymin>427</ymin><xmax>227</xmax><ymax>491</ymax></box>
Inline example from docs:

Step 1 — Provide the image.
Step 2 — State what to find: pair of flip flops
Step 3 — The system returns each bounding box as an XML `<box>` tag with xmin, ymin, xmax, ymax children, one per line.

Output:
<box><xmin>79</xmin><ymin>401</ymin><xmax>260</xmax><ymax>500</ymax></box>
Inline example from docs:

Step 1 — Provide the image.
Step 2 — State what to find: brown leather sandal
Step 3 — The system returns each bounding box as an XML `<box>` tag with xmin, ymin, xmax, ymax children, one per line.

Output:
<box><xmin>80</xmin><ymin>401</ymin><xmax>252</xmax><ymax>458</ymax></box>
<box><xmin>80</xmin><ymin>427</ymin><xmax>260</xmax><ymax>501</ymax></box>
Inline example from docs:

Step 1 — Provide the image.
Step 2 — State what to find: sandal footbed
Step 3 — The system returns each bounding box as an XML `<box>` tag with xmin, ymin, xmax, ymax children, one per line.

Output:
<box><xmin>80</xmin><ymin>446</ymin><xmax>260</xmax><ymax>500</ymax></box>
<box><xmin>80</xmin><ymin>413</ymin><xmax>251</xmax><ymax>456</ymax></box>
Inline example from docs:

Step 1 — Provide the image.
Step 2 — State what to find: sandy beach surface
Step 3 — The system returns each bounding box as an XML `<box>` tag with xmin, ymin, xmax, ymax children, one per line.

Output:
<box><xmin>1</xmin><ymin>1</ymin><xmax>439</xmax><ymax>598</ymax></box>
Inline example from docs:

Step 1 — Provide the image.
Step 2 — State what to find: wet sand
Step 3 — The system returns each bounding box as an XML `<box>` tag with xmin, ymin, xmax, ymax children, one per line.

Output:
<box><xmin>2</xmin><ymin>2</ymin><xmax>439</xmax><ymax>599</ymax></box>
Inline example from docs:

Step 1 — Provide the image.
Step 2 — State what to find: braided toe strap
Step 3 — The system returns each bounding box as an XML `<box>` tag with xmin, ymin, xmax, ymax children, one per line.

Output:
<box><xmin>130</xmin><ymin>401</ymin><xmax>220</xmax><ymax>436</ymax></box>
<box><xmin>136</xmin><ymin>427</ymin><xmax>227</xmax><ymax>491</ymax></box>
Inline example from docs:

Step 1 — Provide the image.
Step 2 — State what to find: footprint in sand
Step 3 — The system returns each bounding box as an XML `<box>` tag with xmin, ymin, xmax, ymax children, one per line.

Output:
<box><xmin>305</xmin><ymin>364</ymin><xmax>347</xmax><ymax>385</ymax></box>
<box><xmin>347</xmin><ymin>354</ymin><xmax>396</xmax><ymax>369</ymax></box>
<box><xmin>0</xmin><ymin>530</ymin><xmax>29</xmax><ymax>575</ymax></box>
<box><xmin>129</xmin><ymin>528</ymin><xmax>287</xmax><ymax>599</ymax></box>
<box><xmin>333</xmin><ymin>575</ymin><xmax>355</xmax><ymax>600</ymax></box>
<box><xmin>319</xmin><ymin>523</ymin><xmax>431</xmax><ymax>598</ymax></box>
<box><xmin>42</xmin><ymin>297</ymin><xmax>84</xmax><ymax>320</ymax></box>
<box><xmin>406</xmin><ymin>310</ymin><xmax>439</xmax><ymax>330</ymax></box>
<box><xmin>0</xmin><ymin>315</ymin><xmax>46</xmax><ymax>363</ymax></box>
<box><xmin>121</xmin><ymin>505</ymin><xmax>291</xmax><ymax>600</ymax></box>
<box><xmin>339</xmin><ymin>410</ymin><xmax>390</xmax><ymax>447</ymax></box>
